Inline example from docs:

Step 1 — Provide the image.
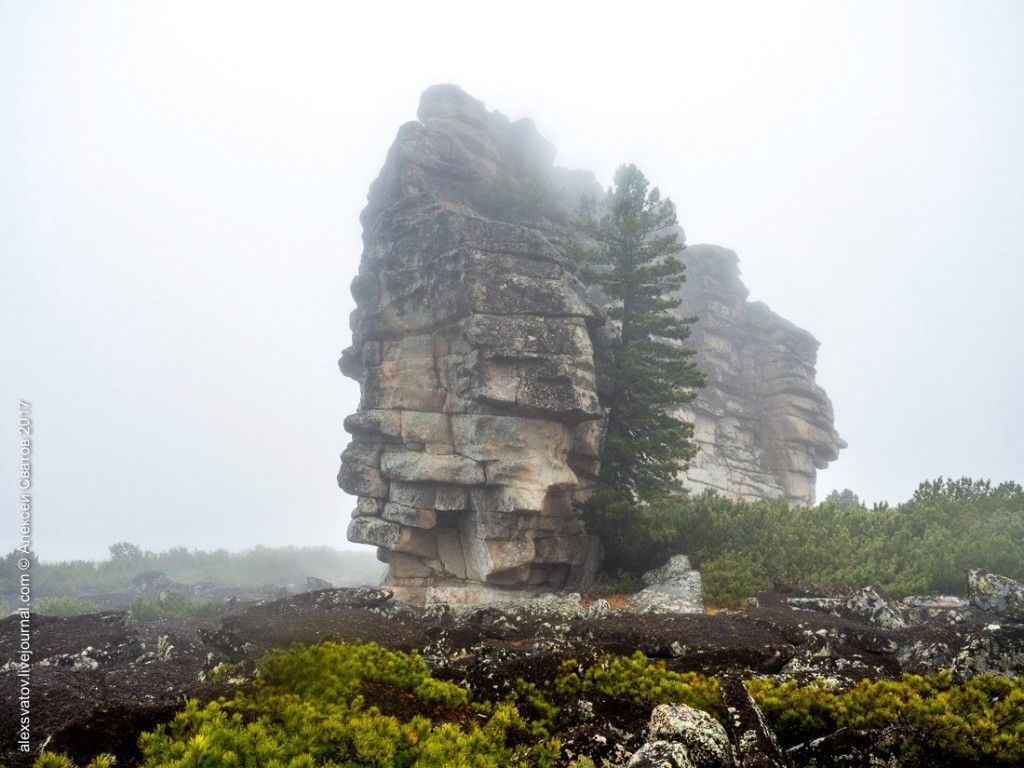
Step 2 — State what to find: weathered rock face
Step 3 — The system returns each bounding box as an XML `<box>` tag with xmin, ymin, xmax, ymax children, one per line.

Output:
<box><xmin>627</xmin><ymin>555</ymin><xmax>705</xmax><ymax>615</ymax></box>
<box><xmin>339</xmin><ymin>85</ymin><xmax>606</xmax><ymax>604</ymax></box>
<box><xmin>339</xmin><ymin>85</ymin><xmax>845</xmax><ymax>602</ymax></box>
<box><xmin>674</xmin><ymin>245</ymin><xmax>845</xmax><ymax>505</ymax></box>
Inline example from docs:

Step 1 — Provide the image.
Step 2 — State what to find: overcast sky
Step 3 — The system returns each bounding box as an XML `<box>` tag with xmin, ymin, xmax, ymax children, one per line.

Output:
<box><xmin>2</xmin><ymin>1</ymin><xmax>1022</xmax><ymax>560</ymax></box>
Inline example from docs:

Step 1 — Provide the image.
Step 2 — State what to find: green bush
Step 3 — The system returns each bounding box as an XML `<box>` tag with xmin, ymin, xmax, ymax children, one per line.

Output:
<box><xmin>594</xmin><ymin>477</ymin><xmax>1024</xmax><ymax>604</ymax></box>
<box><xmin>748</xmin><ymin>671</ymin><xmax>1024</xmax><ymax>766</ymax></box>
<box><xmin>556</xmin><ymin>651</ymin><xmax>724</xmax><ymax>718</ymax></box>
<box><xmin>33</xmin><ymin>754</ymin><xmax>113</xmax><ymax>768</ymax></box>
<box><xmin>134</xmin><ymin>642</ymin><xmax>559</xmax><ymax>767</ymax></box>
<box><xmin>697</xmin><ymin>551</ymin><xmax>771</xmax><ymax>605</ymax></box>
<box><xmin>130</xmin><ymin>591</ymin><xmax>221</xmax><ymax>621</ymax></box>
<box><xmin>34</xmin><ymin>595</ymin><xmax>101</xmax><ymax>617</ymax></box>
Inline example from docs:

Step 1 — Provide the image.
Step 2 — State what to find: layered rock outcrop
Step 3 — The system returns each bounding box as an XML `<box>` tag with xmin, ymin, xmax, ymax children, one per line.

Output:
<box><xmin>338</xmin><ymin>85</ymin><xmax>606</xmax><ymax>604</ymax></box>
<box><xmin>674</xmin><ymin>245</ymin><xmax>845</xmax><ymax>505</ymax></box>
<box><xmin>339</xmin><ymin>85</ymin><xmax>844</xmax><ymax>602</ymax></box>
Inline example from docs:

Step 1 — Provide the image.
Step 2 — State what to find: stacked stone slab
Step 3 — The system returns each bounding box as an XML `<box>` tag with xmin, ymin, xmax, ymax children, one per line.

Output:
<box><xmin>339</xmin><ymin>85</ymin><xmax>606</xmax><ymax>604</ymax></box>
<box><xmin>674</xmin><ymin>245</ymin><xmax>846</xmax><ymax>505</ymax></box>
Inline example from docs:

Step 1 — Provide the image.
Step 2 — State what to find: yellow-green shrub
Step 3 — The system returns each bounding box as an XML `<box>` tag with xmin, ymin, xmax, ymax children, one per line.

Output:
<box><xmin>748</xmin><ymin>671</ymin><xmax>1024</xmax><ymax>766</ymax></box>
<box><xmin>555</xmin><ymin>652</ymin><xmax>724</xmax><ymax>719</ymax></box>
<box><xmin>133</xmin><ymin>642</ymin><xmax>557</xmax><ymax>768</ymax></box>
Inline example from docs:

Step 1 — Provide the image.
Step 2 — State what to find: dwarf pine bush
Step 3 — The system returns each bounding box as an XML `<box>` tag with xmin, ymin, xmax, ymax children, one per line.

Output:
<box><xmin>31</xmin><ymin>643</ymin><xmax>1024</xmax><ymax>767</ymax></box>
<box><xmin>623</xmin><ymin>477</ymin><xmax>1024</xmax><ymax>604</ymax></box>
<box><xmin>748</xmin><ymin>671</ymin><xmax>1024</xmax><ymax>766</ymax></box>
<box><xmin>134</xmin><ymin>641</ymin><xmax>557</xmax><ymax>768</ymax></box>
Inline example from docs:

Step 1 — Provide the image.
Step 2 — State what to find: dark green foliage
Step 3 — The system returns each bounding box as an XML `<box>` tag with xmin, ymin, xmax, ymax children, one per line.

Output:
<box><xmin>554</xmin><ymin>652</ymin><xmax>724</xmax><ymax>718</ymax></box>
<box><xmin>638</xmin><ymin>477</ymin><xmax>1024</xmax><ymax>604</ymax></box>
<box><xmin>130</xmin><ymin>591</ymin><xmax>221</xmax><ymax>621</ymax></box>
<box><xmin>33</xmin><ymin>754</ymin><xmax>112</xmax><ymax>768</ymax></box>
<box><xmin>748</xmin><ymin>671</ymin><xmax>1024</xmax><ymax>766</ymax></box>
<box><xmin>823</xmin><ymin>488</ymin><xmax>863</xmax><ymax>511</ymax></box>
<box><xmin>578</xmin><ymin>164</ymin><xmax>704</xmax><ymax>503</ymax></box>
<box><xmin>34</xmin><ymin>595</ymin><xmax>101</xmax><ymax>617</ymax></box>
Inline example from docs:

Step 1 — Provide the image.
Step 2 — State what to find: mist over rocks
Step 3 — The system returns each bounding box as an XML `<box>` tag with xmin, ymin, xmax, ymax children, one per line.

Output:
<box><xmin>675</xmin><ymin>245</ymin><xmax>846</xmax><ymax>505</ymax></box>
<box><xmin>339</xmin><ymin>85</ymin><xmax>844</xmax><ymax>603</ymax></box>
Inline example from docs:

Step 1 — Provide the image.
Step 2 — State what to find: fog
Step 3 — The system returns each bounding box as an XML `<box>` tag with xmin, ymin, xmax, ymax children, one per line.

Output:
<box><xmin>2</xmin><ymin>1</ymin><xmax>1022</xmax><ymax>560</ymax></box>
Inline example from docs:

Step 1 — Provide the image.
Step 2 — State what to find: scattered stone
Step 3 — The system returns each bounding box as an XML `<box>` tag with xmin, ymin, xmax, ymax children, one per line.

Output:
<box><xmin>842</xmin><ymin>586</ymin><xmax>907</xmax><ymax>630</ymax></box>
<box><xmin>787</xmin><ymin>727</ymin><xmax>904</xmax><ymax>768</ymax></box>
<box><xmin>786</xmin><ymin>596</ymin><xmax>842</xmax><ymax>613</ymax></box>
<box><xmin>967</xmin><ymin>570</ymin><xmax>1024</xmax><ymax>620</ymax></box>
<box><xmin>648</xmin><ymin>703</ymin><xmax>732</xmax><ymax>768</ymax></box>
<box><xmin>951</xmin><ymin>622</ymin><xmax>1024</xmax><ymax>680</ymax></box>
<box><xmin>305</xmin><ymin>576</ymin><xmax>333</xmax><ymax>591</ymax></box>
<box><xmin>627</xmin><ymin>740</ymin><xmax>696</xmax><ymax>768</ymax></box>
<box><xmin>628</xmin><ymin>555</ymin><xmax>705</xmax><ymax>614</ymax></box>
<box><xmin>902</xmin><ymin>594</ymin><xmax>972</xmax><ymax>625</ymax></box>
<box><xmin>718</xmin><ymin>676</ymin><xmax>787</xmax><ymax>768</ymax></box>
<box><xmin>585</xmin><ymin>598</ymin><xmax>615</xmax><ymax>619</ymax></box>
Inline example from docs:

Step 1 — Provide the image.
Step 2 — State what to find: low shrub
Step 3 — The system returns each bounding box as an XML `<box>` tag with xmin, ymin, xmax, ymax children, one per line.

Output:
<box><xmin>130</xmin><ymin>591</ymin><xmax>221</xmax><ymax>621</ymax></box>
<box><xmin>594</xmin><ymin>477</ymin><xmax>1024</xmax><ymax>605</ymax></box>
<box><xmin>135</xmin><ymin>642</ymin><xmax>558</xmax><ymax>767</ymax></box>
<box><xmin>555</xmin><ymin>652</ymin><xmax>724</xmax><ymax>718</ymax></box>
<box><xmin>748</xmin><ymin>671</ymin><xmax>1024</xmax><ymax>766</ymax></box>
<box><xmin>34</xmin><ymin>595</ymin><xmax>101</xmax><ymax>617</ymax></box>
<box><xmin>31</xmin><ymin>643</ymin><xmax>1024</xmax><ymax>767</ymax></box>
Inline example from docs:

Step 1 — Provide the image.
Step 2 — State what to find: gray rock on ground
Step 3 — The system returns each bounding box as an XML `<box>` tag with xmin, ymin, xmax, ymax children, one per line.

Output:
<box><xmin>967</xmin><ymin>570</ymin><xmax>1024</xmax><ymax>620</ymax></box>
<box><xmin>628</xmin><ymin>555</ymin><xmax>705</xmax><ymax>614</ymax></box>
<box><xmin>842</xmin><ymin>586</ymin><xmax>907</xmax><ymax>630</ymax></box>
<box><xmin>627</xmin><ymin>740</ymin><xmax>696</xmax><ymax>768</ymax></box>
<box><xmin>951</xmin><ymin>622</ymin><xmax>1024</xmax><ymax>680</ymax></box>
<box><xmin>718</xmin><ymin>676</ymin><xmax>788</xmax><ymax>768</ymax></box>
<box><xmin>648</xmin><ymin>703</ymin><xmax>733</xmax><ymax>768</ymax></box>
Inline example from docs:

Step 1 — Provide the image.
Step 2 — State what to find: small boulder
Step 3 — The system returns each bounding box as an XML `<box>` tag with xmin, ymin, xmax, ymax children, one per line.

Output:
<box><xmin>787</xmin><ymin>727</ymin><xmax>904</xmax><ymax>767</ymax></box>
<box><xmin>628</xmin><ymin>555</ymin><xmax>704</xmax><ymax>615</ymax></box>
<box><xmin>967</xmin><ymin>570</ymin><xmax>1024</xmax><ymax>620</ymax></box>
<box><xmin>305</xmin><ymin>576</ymin><xmax>333</xmax><ymax>592</ymax></box>
<box><xmin>951</xmin><ymin>622</ymin><xmax>1024</xmax><ymax>680</ymax></box>
<box><xmin>627</xmin><ymin>740</ymin><xmax>695</xmax><ymax>768</ymax></box>
<box><xmin>648</xmin><ymin>704</ymin><xmax>732</xmax><ymax>768</ymax></box>
<box><xmin>842</xmin><ymin>586</ymin><xmax>906</xmax><ymax>629</ymax></box>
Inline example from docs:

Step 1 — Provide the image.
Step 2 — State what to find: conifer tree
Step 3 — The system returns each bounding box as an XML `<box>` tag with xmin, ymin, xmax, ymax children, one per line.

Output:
<box><xmin>578</xmin><ymin>164</ymin><xmax>704</xmax><ymax>517</ymax></box>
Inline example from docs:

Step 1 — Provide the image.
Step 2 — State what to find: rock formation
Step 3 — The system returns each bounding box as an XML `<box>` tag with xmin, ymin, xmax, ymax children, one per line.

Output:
<box><xmin>338</xmin><ymin>85</ymin><xmax>606</xmax><ymax>604</ymax></box>
<box><xmin>674</xmin><ymin>245</ymin><xmax>845</xmax><ymax>505</ymax></box>
<box><xmin>339</xmin><ymin>85</ymin><xmax>844</xmax><ymax>602</ymax></box>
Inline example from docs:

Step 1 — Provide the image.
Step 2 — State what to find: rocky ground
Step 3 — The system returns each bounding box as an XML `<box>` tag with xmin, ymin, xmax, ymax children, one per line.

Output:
<box><xmin>2</xmin><ymin>570</ymin><xmax>1022</xmax><ymax>767</ymax></box>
